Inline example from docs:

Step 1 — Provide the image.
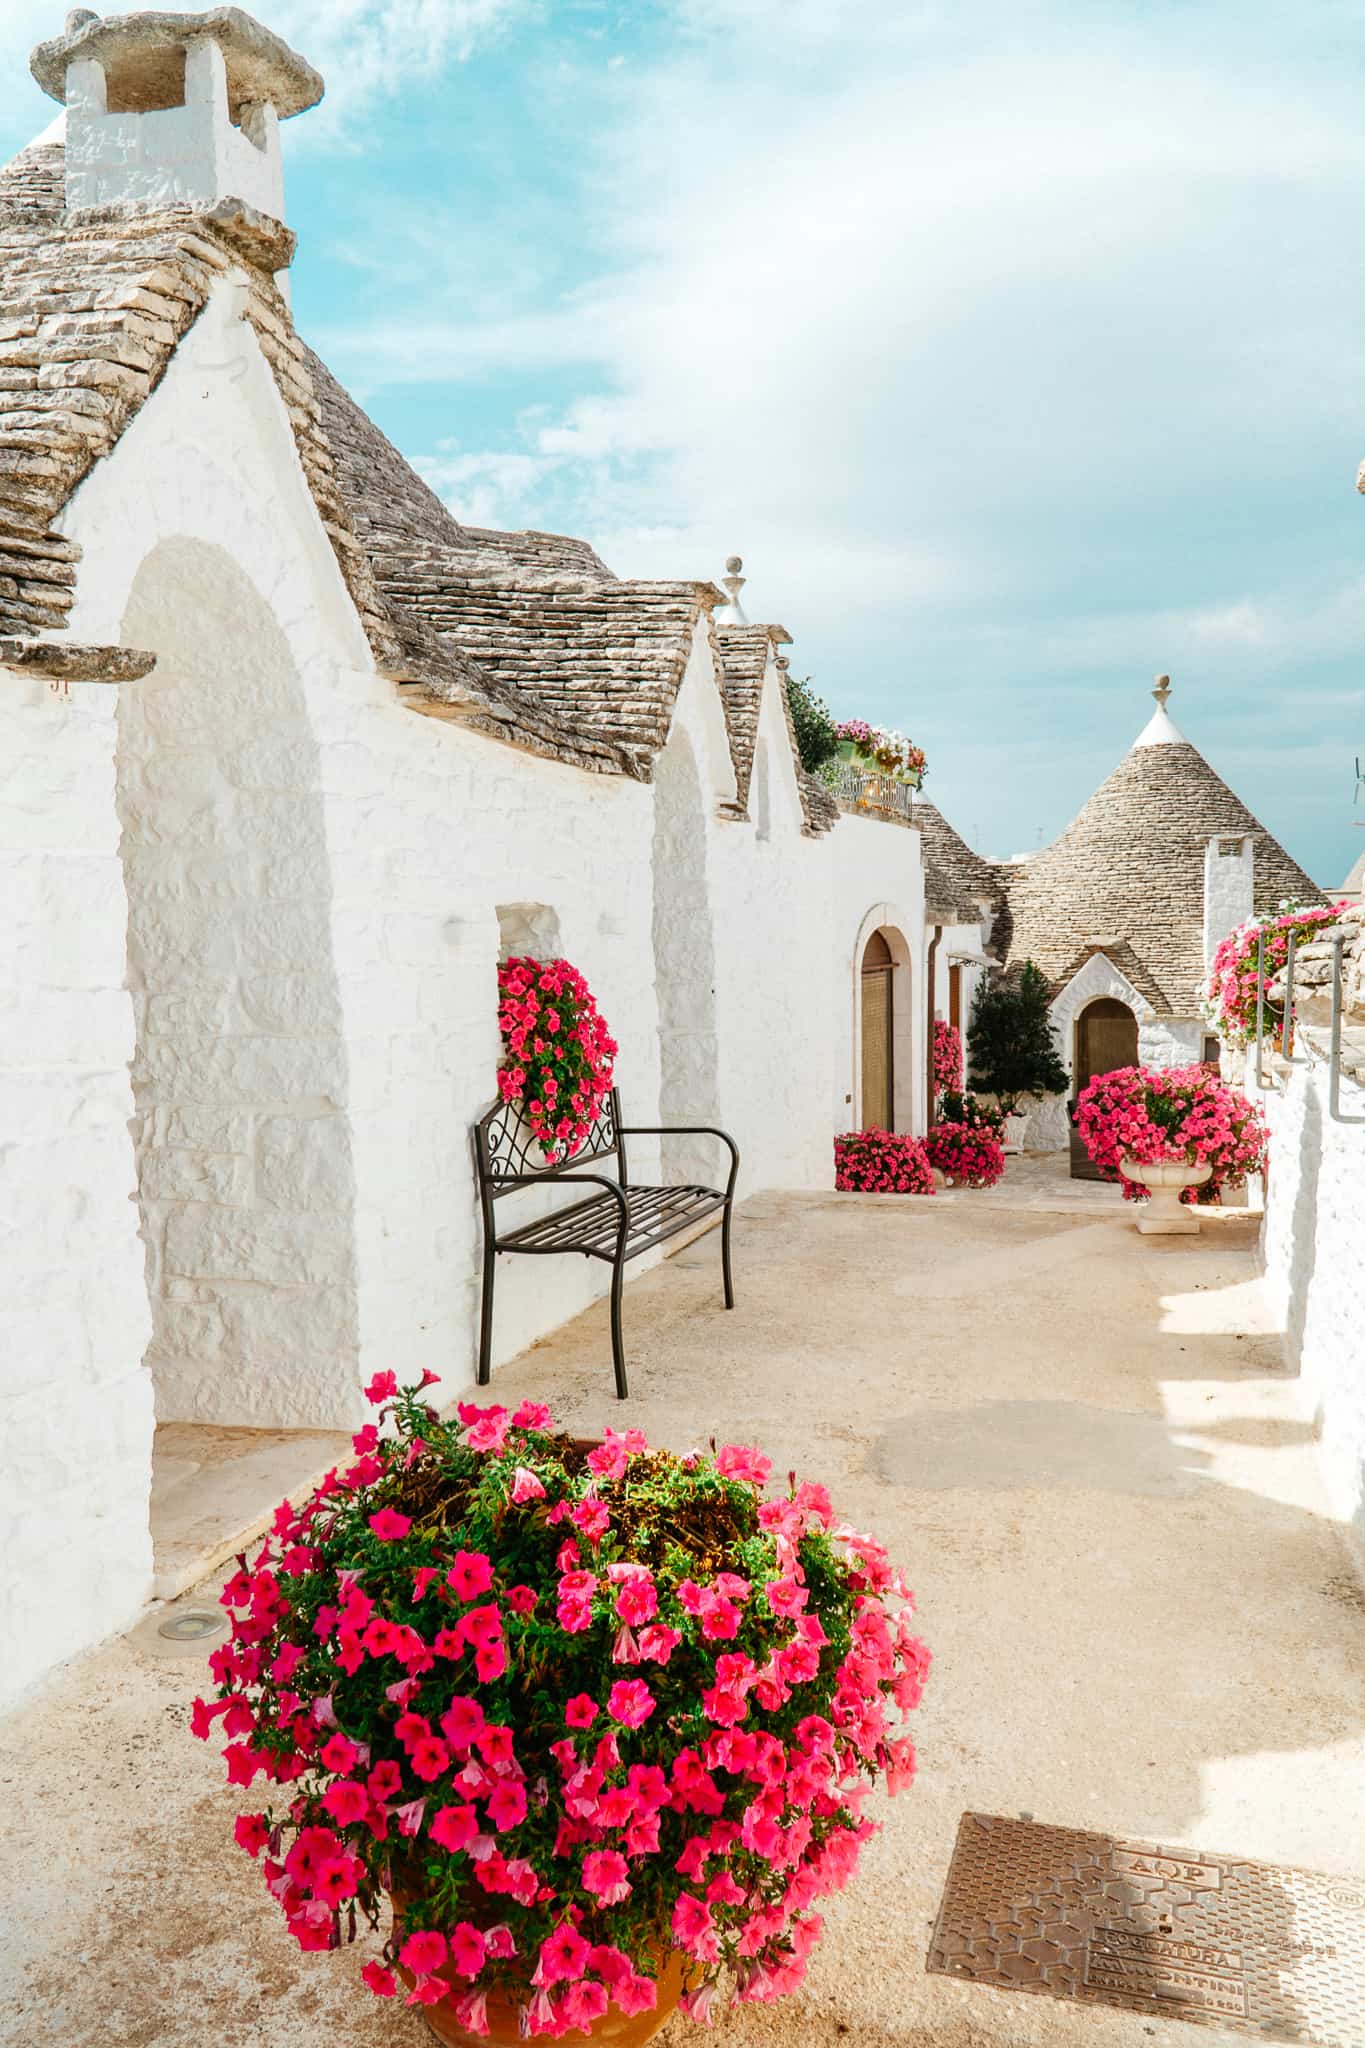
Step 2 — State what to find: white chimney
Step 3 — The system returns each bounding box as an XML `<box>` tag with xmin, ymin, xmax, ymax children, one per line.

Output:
<box><xmin>1203</xmin><ymin>833</ymin><xmax>1255</xmax><ymax>972</ymax></box>
<box><xmin>29</xmin><ymin>8</ymin><xmax>322</xmax><ymax>221</ymax></box>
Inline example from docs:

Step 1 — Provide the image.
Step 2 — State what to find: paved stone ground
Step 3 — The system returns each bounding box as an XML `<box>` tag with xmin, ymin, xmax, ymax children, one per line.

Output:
<box><xmin>4</xmin><ymin>1170</ymin><xmax>1363</xmax><ymax>2048</ymax></box>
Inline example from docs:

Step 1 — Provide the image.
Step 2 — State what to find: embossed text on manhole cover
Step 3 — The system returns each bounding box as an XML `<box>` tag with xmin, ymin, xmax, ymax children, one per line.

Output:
<box><xmin>927</xmin><ymin>1813</ymin><xmax>1365</xmax><ymax>2046</ymax></box>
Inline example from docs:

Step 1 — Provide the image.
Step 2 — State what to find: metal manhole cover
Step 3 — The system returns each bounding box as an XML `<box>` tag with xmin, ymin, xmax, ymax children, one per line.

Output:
<box><xmin>927</xmin><ymin>1813</ymin><xmax>1365</xmax><ymax>2046</ymax></box>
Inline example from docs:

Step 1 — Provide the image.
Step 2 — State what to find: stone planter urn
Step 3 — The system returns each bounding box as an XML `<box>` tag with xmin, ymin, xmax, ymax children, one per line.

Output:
<box><xmin>1119</xmin><ymin>1156</ymin><xmax>1212</xmax><ymax>1233</ymax></box>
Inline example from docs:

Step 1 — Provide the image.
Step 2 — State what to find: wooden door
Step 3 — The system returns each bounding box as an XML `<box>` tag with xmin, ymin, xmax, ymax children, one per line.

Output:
<box><xmin>861</xmin><ymin>931</ymin><xmax>894</xmax><ymax>1130</ymax></box>
<box><xmin>1070</xmin><ymin>998</ymin><xmax>1138</xmax><ymax>1180</ymax></box>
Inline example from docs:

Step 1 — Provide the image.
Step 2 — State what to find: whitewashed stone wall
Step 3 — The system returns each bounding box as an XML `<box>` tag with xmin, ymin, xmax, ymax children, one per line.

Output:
<box><xmin>116</xmin><ymin>534</ymin><xmax>362</xmax><ymax>1429</ymax></box>
<box><xmin>57</xmin><ymin>272</ymin><xmax>941</xmax><ymax>1441</ymax></box>
<box><xmin>671</xmin><ymin>639</ymin><xmax>835</xmax><ymax>1195</ymax></box>
<box><xmin>61</xmin><ymin>277</ymin><xmax>667</xmax><ymax>1412</ymax></box>
<box><xmin>0</xmin><ymin>666</ymin><xmax>153</xmax><ymax>1710</ymax></box>
<box><xmin>831</xmin><ymin>827</ymin><xmax>927</xmax><ymax>1142</ymax></box>
<box><xmin>64</xmin><ymin>283</ymin><xmax>373</xmax><ymax>1429</ymax></box>
<box><xmin>1257</xmin><ymin>1061</ymin><xmax>1365</xmax><ymax>1570</ymax></box>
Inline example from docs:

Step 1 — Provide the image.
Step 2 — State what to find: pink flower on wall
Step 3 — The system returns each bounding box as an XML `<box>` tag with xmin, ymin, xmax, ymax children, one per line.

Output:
<box><xmin>496</xmin><ymin>956</ymin><xmax>618</xmax><ymax>1165</ymax></box>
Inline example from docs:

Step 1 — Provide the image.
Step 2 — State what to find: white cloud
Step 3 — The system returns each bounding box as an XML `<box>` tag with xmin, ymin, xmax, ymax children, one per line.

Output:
<box><xmin>266</xmin><ymin>0</ymin><xmax>527</xmax><ymax>140</ymax></box>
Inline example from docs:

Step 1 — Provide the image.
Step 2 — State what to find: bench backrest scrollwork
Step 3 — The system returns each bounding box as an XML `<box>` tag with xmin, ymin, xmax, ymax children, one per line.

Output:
<box><xmin>474</xmin><ymin>1087</ymin><xmax>625</xmax><ymax>1203</ymax></box>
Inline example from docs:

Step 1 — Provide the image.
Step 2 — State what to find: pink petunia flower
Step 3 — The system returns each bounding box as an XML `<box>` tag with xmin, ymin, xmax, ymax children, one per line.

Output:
<box><xmin>606</xmin><ymin>1679</ymin><xmax>656</xmax><ymax>1729</ymax></box>
<box><xmin>582</xmin><ymin>1849</ymin><xmax>632</xmax><ymax>1904</ymax></box>
<box><xmin>363</xmin><ymin>1371</ymin><xmax>397</xmax><ymax>1405</ymax></box>
<box><xmin>233</xmin><ymin>1812</ymin><xmax>268</xmax><ymax>1857</ymax></box>
<box><xmin>463</xmin><ymin>1407</ymin><xmax>511</xmax><ymax>1454</ymax></box>
<box><xmin>399</xmin><ymin>1928</ymin><xmax>447</xmax><ymax>1974</ymax></box>
<box><xmin>447</xmin><ymin>1551</ymin><xmax>494</xmax><ymax>1601</ymax></box>
<box><xmin>430</xmin><ymin>1802</ymin><xmax>478</xmax><ymax>1852</ymax></box>
<box><xmin>511</xmin><ymin>1400</ymin><xmax>554</xmax><ymax>1431</ymax></box>
<box><xmin>715</xmin><ymin>1443</ymin><xmax>773</xmax><ymax>1486</ymax></box>
<box><xmin>368</xmin><ymin>1508</ymin><xmax>411</xmax><ymax>1542</ymax></box>
<box><xmin>448</xmin><ymin>1922</ymin><xmax>487</xmax><ymax>1980</ymax></box>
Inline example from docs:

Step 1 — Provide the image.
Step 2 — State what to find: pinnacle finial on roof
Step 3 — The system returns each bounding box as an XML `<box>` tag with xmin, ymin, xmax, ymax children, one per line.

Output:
<box><xmin>715</xmin><ymin>554</ymin><xmax>749</xmax><ymax>626</ymax></box>
<box><xmin>1132</xmin><ymin>670</ymin><xmax>1187</xmax><ymax>749</ymax></box>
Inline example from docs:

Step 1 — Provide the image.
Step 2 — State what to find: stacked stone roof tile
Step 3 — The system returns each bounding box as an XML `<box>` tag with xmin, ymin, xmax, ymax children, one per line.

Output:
<box><xmin>714</xmin><ymin>623</ymin><xmax>768</xmax><ymax>809</ymax></box>
<box><xmin>912</xmin><ymin>800</ymin><xmax>999</xmax><ymax>923</ymax></box>
<box><xmin>998</xmin><ymin>738</ymin><xmax>1323</xmax><ymax>1014</ymax></box>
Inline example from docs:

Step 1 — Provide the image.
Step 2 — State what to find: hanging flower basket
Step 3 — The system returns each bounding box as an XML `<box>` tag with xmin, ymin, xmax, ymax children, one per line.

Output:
<box><xmin>193</xmin><ymin>1389</ymin><xmax>931</xmax><ymax>2043</ymax></box>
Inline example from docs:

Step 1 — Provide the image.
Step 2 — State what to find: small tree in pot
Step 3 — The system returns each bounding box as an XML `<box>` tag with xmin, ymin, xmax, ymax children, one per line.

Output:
<box><xmin>966</xmin><ymin>962</ymin><xmax>1068</xmax><ymax>1120</ymax></box>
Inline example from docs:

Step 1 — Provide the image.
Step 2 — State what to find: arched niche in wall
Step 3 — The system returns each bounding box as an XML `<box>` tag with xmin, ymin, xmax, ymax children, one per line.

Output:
<box><xmin>651</xmin><ymin>723</ymin><xmax>722</xmax><ymax>1183</ymax></box>
<box><xmin>851</xmin><ymin>905</ymin><xmax>915</xmax><ymax>1133</ymax></box>
<box><xmin>496</xmin><ymin>902</ymin><xmax>562</xmax><ymax>963</ymax></box>
<box><xmin>117</xmin><ymin>535</ymin><xmax>362</xmax><ymax>1431</ymax></box>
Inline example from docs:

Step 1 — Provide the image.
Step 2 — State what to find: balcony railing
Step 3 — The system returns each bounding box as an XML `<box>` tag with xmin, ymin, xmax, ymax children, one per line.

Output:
<box><xmin>828</xmin><ymin>762</ymin><xmax>917</xmax><ymax>824</ymax></box>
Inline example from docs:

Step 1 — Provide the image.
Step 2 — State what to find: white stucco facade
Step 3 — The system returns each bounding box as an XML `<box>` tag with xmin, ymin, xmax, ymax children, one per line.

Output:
<box><xmin>1255</xmin><ymin>1061</ymin><xmax>1365</xmax><ymax>1571</ymax></box>
<box><xmin>13</xmin><ymin>273</ymin><xmax>938</xmax><ymax>1471</ymax></box>
<box><xmin>0</xmin><ymin>664</ymin><xmax>153</xmax><ymax>1710</ymax></box>
<box><xmin>0</xmin><ymin>52</ymin><xmax>991</xmax><ymax>1703</ymax></box>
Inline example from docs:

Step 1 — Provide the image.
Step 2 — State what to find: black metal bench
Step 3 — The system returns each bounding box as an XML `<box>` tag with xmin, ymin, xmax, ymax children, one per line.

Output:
<box><xmin>473</xmin><ymin>1088</ymin><xmax>738</xmax><ymax>1399</ymax></box>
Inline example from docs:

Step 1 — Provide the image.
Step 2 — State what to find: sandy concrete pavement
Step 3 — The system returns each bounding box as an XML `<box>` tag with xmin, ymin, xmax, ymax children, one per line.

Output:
<box><xmin>3</xmin><ymin>1173</ymin><xmax>1362</xmax><ymax>2048</ymax></box>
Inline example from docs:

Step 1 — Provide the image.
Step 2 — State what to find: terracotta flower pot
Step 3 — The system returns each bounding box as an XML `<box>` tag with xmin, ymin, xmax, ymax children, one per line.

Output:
<box><xmin>395</xmin><ymin>1944</ymin><xmax>689</xmax><ymax>2048</ymax></box>
<box><xmin>1119</xmin><ymin>1156</ymin><xmax>1213</xmax><ymax>1234</ymax></box>
<box><xmin>391</xmin><ymin>1869</ymin><xmax>690</xmax><ymax>2046</ymax></box>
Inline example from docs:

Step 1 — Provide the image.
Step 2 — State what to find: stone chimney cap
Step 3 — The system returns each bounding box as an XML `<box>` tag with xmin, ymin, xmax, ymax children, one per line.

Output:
<box><xmin>31</xmin><ymin>7</ymin><xmax>324</xmax><ymax>120</ymax></box>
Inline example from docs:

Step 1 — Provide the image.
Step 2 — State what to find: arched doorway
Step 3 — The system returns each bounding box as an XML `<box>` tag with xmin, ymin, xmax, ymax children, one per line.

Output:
<box><xmin>1070</xmin><ymin>997</ymin><xmax>1139</xmax><ymax>1180</ymax></box>
<box><xmin>861</xmin><ymin>930</ymin><xmax>895</xmax><ymax>1129</ymax></box>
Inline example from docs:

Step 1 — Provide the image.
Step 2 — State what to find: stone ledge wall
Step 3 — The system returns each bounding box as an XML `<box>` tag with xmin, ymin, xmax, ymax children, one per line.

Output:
<box><xmin>0</xmin><ymin>667</ymin><xmax>153</xmax><ymax>1710</ymax></box>
<box><xmin>1255</xmin><ymin>902</ymin><xmax>1365</xmax><ymax>1568</ymax></box>
<box><xmin>1258</xmin><ymin>1055</ymin><xmax>1365</xmax><ymax>1571</ymax></box>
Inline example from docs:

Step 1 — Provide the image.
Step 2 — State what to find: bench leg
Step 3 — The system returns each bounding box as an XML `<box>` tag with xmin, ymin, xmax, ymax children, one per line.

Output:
<box><xmin>721</xmin><ymin>1202</ymin><xmax>736</xmax><ymax>1310</ymax></box>
<box><xmin>609</xmin><ymin>1256</ymin><xmax>629</xmax><ymax>1400</ymax></box>
<box><xmin>477</xmin><ymin>1241</ymin><xmax>496</xmax><ymax>1386</ymax></box>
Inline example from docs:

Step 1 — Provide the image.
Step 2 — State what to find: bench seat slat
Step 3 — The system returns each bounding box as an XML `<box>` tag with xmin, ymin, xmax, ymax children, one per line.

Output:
<box><xmin>497</xmin><ymin>1182</ymin><xmax>726</xmax><ymax>1260</ymax></box>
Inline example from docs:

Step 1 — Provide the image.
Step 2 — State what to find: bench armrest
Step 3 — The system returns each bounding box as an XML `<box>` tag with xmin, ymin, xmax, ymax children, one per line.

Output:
<box><xmin>617</xmin><ymin>1125</ymin><xmax>739</xmax><ymax>1197</ymax></box>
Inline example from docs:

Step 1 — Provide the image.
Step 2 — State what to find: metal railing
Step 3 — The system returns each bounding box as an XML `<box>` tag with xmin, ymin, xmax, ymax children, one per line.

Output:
<box><xmin>1249</xmin><ymin>922</ymin><xmax>1364</xmax><ymax>1124</ymax></box>
<box><xmin>828</xmin><ymin>762</ymin><xmax>917</xmax><ymax>823</ymax></box>
<box><xmin>1328</xmin><ymin>929</ymin><xmax>1365</xmax><ymax>1125</ymax></box>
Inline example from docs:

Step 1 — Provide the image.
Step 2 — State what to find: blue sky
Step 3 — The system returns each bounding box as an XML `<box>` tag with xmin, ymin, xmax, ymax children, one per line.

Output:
<box><xmin>5</xmin><ymin>0</ymin><xmax>1365</xmax><ymax>883</ymax></box>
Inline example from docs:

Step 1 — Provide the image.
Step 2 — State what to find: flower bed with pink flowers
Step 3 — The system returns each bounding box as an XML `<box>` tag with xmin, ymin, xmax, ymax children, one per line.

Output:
<box><xmin>833</xmin><ymin>1129</ymin><xmax>935</xmax><ymax>1194</ymax></box>
<box><xmin>931</xmin><ymin>1019</ymin><xmax>963</xmax><ymax>1097</ymax></box>
<box><xmin>1075</xmin><ymin>1064</ymin><xmax>1268</xmax><ymax>1203</ymax></box>
<box><xmin>194</xmin><ymin>1382</ymin><xmax>929</xmax><ymax>2037</ymax></box>
<box><xmin>923</xmin><ymin>1120</ymin><xmax>1005</xmax><ymax>1189</ymax></box>
<box><xmin>496</xmin><ymin>957</ymin><xmax>618</xmax><ymax>1165</ymax></box>
<box><xmin>1205</xmin><ymin>904</ymin><xmax>1348</xmax><ymax>1046</ymax></box>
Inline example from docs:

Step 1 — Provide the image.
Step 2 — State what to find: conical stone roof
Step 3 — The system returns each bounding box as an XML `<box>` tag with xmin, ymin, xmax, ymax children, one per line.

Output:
<box><xmin>997</xmin><ymin>689</ymin><xmax>1323</xmax><ymax>1014</ymax></box>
